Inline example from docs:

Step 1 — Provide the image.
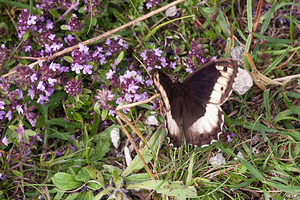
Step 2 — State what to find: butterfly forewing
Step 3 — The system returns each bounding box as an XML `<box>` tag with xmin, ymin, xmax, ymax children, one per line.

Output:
<box><xmin>152</xmin><ymin>70</ymin><xmax>183</xmax><ymax>146</ymax></box>
<box><xmin>183</xmin><ymin>59</ymin><xmax>239</xmax><ymax>105</ymax></box>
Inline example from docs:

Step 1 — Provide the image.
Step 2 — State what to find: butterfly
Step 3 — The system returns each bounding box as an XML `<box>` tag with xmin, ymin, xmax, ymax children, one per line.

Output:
<box><xmin>152</xmin><ymin>59</ymin><xmax>239</xmax><ymax>147</ymax></box>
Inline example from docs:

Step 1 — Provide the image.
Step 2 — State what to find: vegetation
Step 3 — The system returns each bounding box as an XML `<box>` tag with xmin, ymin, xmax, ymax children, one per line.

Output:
<box><xmin>0</xmin><ymin>0</ymin><xmax>299</xmax><ymax>199</ymax></box>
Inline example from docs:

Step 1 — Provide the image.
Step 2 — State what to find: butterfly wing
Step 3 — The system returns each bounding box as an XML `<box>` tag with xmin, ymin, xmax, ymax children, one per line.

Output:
<box><xmin>182</xmin><ymin>95</ymin><xmax>223</xmax><ymax>146</ymax></box>
<box><xmin>152</xmin><ymin>70</ymin><xmax>183</xmax><ymax>147</ymax></box>
<box><xmin>182</xmin><ymin>59</ymin><xmax>239</xmax><ymax>146</ymax></box>
<box><xmin>183</xmin><ymin>59</ymin><xmax>239</xmax><ymax>105</ymax></box>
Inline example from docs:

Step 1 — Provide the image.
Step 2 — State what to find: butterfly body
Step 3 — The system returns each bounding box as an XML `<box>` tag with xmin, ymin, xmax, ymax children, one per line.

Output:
<box><xmin>152</xmin><ymin>59</ymin><xmax>239</xmax><ymax>147</ymax></box>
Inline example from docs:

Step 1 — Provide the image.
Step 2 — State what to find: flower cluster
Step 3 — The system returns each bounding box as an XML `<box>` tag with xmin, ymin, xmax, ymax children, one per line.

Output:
<box><xmin>0</xmin><ymin>44</ymin><xmax>9</xmax><ymax>72</ymax></box>
<box><xmin>106</xmin><ymin>68</ymin><xmax>150</xmax><ymax>115</ymax></box>
<box><xmin>65</xmin><ymin>78</ymin><xmax>82</xmax><ymax>98</ymax></box>
<box><xmin>71</xmin><ymin>43</ymin><xmax>92</xmax><ymax>75</ymax></box>
<box><xmin>65</xmin><ymin>14</ymin><xmax>82</xmax><ymax>33</ymax></box>
<box><xmin>145</xmin><ymin>0</ymin><xmax>160</xmax><ymax>10</ymax></box>
<box><xmin>17</xmin><ymin>9</ymin><xmax>38</xmax><ymax>39</ymax></box>
<box><xmin>17</xmin><ymin>10</ymin><xmax>63</xmax><ymax>58</ymax></box>
<box><xmin>183</xmin><ymin>41</ymin><xmax>216</xmax><ymax>73</ymax></box>
<box><xmin>83</xmin><ymin>0</ymin><xmax>102</xmax><ymax>16</ymax></box>
<box><xmin>141</xmin><ymin>47</ymin><xmax>176</xmax><ymax>71</ymax></box>
<box><xmin>0</xmin><ymin>59</ymin><xmax>70</xmax><ymax>127</ymax></box>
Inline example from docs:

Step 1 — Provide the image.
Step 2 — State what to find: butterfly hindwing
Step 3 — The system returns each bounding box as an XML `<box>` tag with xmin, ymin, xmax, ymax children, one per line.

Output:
<box><xmin>182</xmin><ymin>95</ymin><xmax>224</xmax><ymax>147</ymax></box>
<box><xmin>152</xmin><ymin>70</ymin><xmax>183</xmax><ymax>146</ymax></box>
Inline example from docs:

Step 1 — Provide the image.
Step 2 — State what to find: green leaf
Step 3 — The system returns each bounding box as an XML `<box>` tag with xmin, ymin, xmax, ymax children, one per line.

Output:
<box><xmin>186</xmin><ymin>153</ymin><xmax>194</xmax><ymax>186</ymax></box>
<box><xmin>101</xmin><ymin>109</ymin><xmax>108</xmax><ymax>121</ymax></box>
<box><xmin>86</xmin><ymin>180</ymin><xmax>102</xmax><ymax>190</ymax></box>
<box><xmin>116</xmin><ymin>51</ymin><xmax>124</xmax><ymax>64</ymax></box>
<box><xmin>94</xmin><ymin>103</ymin><xmax>101</xmax><ymax>115</ymax></box>
<box><xmin>144</xmin><ymin>15</ymin><xmax>194</xmax><ymax>41</ymax></box>
<box><xmin>263</xmin><ymin>89</ymin><xmax>271</xmax><ymax>122</ymax></box>
<box><xmin>243</xmin><ymin>121</ymin><xmax>275</xmax><ymax>132</ymax></box>
<box><xmin>123</xmin><ymin>173</ymin><xmax>152</xmax><ymax>185</ymax></box>
<box><xmin>53</xmin><ymin>191</ymin><xmax>65</xmax><ymax>200</ymax></box>
<box><xmin>12</xmin><ymin>170</ymin><xmax>23</xmax><ymax>177</ymax></box>
<box><xmin>263</xmin><ymin>46</ymin><xmax>292</xmax><ymax>75</ymax></box>
<box><xmin>239</xmin><ymin>159</ymin><xmax>265</xmax><ymax>181</ymax></box>
<box><xmin>24</xmin><ymin>129</ymin><xmax>36</xmax><ymax>136</ymax></box>
<box><xmin>121</xmin><ymin>128</ymin><xmax>166</xmax><ymax>177</ymax></box>
<box><xmin>22</xmin><ymin>31</ymin><xmax>30</xmax><ymax>41</ymax></box>
<box><xmin>64</xmin><ymin>56</ymin><xmax>72</xmax><ymax>63</ymax></box>
<box><xmin>73</xmin><ymin>112</ymin><xmax>83</xmax><ymax>122</ymax></box>
<box><xmin>260</xmin><ymin>0</ymin><xmax>277</xmax><ymax>35</ymax></box>
<box><xmin>75</xmin><ymin>167</ymin><xmax>91</xmax><ymax>182</ymax></box>
<box><xmin>127</xmin><ymin>180</ymin><xmax>197</xmax><ymax>199</ymax></box>
<box><xmin>52</xmin><ymin>172</ymin><xmax>82</xmax><ymax>190</ymax></box>
<box><xmin>267</xmin><ymin>181</ymin><xmax>300</xmax><ymax>194</ymax></box>
<box><xmin>65</xmin><ymin>193</ymin><xmax>79</xmax><ymax>200</ymax></box>
<box><xmin>93</xmin><ymin>187</ymin><xmax>115</xmax><ymax>200</ymax></box>
<box><xmin>91</xmin><ymin>138</ymin><xmax>111</xmax><ymax>161</ymax></box>
<box><xmin>246</xmin><ymin>0</ymin><xmax>253</xmax><ymax>32</ymax></box>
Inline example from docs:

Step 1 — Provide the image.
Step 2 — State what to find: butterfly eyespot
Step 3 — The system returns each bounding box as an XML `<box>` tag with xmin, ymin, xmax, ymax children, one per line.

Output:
<box><xmin>223</xmin><ymin>66</ymin><xmax>227</xmax><ymax>71</ymax></box>
<box><xmin>221</xmin><ymin>87</ymin><xmax>224</xmax><ymax>91</ymax></box>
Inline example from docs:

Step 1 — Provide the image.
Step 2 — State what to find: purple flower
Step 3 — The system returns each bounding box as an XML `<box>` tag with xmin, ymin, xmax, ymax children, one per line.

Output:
<box><xmin>146</xmin><ymin>2</ymin><xmax>152</xmax><ymax>9</ymax></box>
<box><xmin>141</xmin><ymin>51</ymin><xmax>147</xmax><ymax>60</ymax></box>
<box><xmin>109</xmin><ymin>110</ymin><xmax>115</xmax><ymax>116</ymax></box>
<box><xmin>0</xmin><ymin>101</ymin><xmax>5</xmax><ymax>109</ymax></box>
<box><xmin>227</xmin><ymin>132</ymin><xmax>234</xmax><ymax>143</ymax></box>
<box><xmin>48</xmin><ymin>78</ymin><xmax>57</xmax><ymax>86</ymax></box>
<box><xmin>106</xmin><ymin>69</ymin><xmax>115</xmax><ymax>79</ymax></box>
<box><xmin>49</xmin><ymin>62</ymin><xmax>60</xmax><ymax>71</ymax></box>
<box><xmin>30</xmin><ymin>73</ymin><xmax>38</xmax><ymax>82</ymax></box>
<box><xmin>127</xmin><ymin>83</ymin><xmax>139</xmax><ymax>93</ymax></box>
<box><xmin>0</xmin><ymin>111</ymin><xmax>5</xmax><ymax>120</ymax></box>
<box><xmin>37</xmin><ymin>94</ymin><xmax>49</xmax><ymax>104</ymax></box>
<box><xmin>145</xmin><ymin>0</ymin><xmax>160</xmax><ymax>10</ymax></box>
<box><xmin>150</xmin><ymin>103</ymin><xmax>157</xmax><ymax>110</ymax></box>
<box><xmin>24</xmin><ymin>46</ymin><xmax>31</xmax><ymax>52</ymax></box>
<box><xmin>82</xmin><ymin>64</ymin><xmax>92</xmax><ymax>74</ymax></box>
<box><xmin>16</xmin><ymin>105</ymin><xmax>23</xmax><ymax>114</ymax></box>
<box><xmin>124</xmin><ymin>70</ymin><xmax>136</xmax><ymax>79</ymax></box>
<box><xmin>65</xmin><ymin>78</ymin><xmax>82</xmax><ymax>98</ymax></box>
<box><xmin>154</xmin><ymin>48</ymin><xmax>162</xmax><ymax>56</ymax></box>
<box><xmin>78</xmin><ymin>43</ymin><xmax>89</xmax><ymax>54</ymax></box>
<box><xmin>170</xmin><ymin>61</ymin><xmax>176</xmax><ymax>69</ymax></box>
<box><xmin>37</xmin><ymin>81</ymin><xmax>45</xmax><ymax>91</ymax></box>
<box><xmin>58</xmin><ymin>66</ymin><xmax>70</xmax><ymax>73</ymax></box>
<box><xmin>15</xmin><ymin>124</ymin><xmax>25</xmax><ymax>142</ymax></box>
<box><xmin>134</xmin><ymin>74</ymin><xmax>144</xmax><ymax>83</ymax></box>
<box><xmin>124</xmin><ymin>93</ymin><xmax>132</xmax><ymax>102</ymax></box>
<box><xmin>2</xmin><ymin>136</ymin><xmax>8</xmax><ymax>146</ymax></box>
<box><xmin>116</xmin><ymin>97</ymin><xmax>123</xmax><ymax>105</ymax></box>
<box><xmin>46</xmin><ymin>20</ymin><xmax>54</xmax><ymax>29</ymax></box>
<box><xmin>48</xmin><ymin>34</ymin><xmax>55</xmax><ymax>40</ymax></box>
<box><xmin>28</xmin><ymin>89</ymin><xmax>35</xmax><ymax>99</ymax></box>
<box><xmin>27</xmin><ymin>15</ymin><xmax>37</xmax><ymax>25</ymax></box>
<box><xmin>5</xmin><ymin>110</ymin><xmax>12</xmax><ymax>120</ymax></box>
<box><xmin>145</xmin><ymin>79</ymin><xmax>153</xmax><ymax>86</ymax></box>
<box><xmin>72</xmin><ymin>63</ymin><xmax>83</xmax><ymax>74</ymax></box>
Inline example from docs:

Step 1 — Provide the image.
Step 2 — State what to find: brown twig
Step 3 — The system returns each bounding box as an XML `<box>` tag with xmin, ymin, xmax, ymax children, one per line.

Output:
<box><xmin>116</xmin><ymin>114</ymin><xmax>156</xmax><ymax>180</ymax></box>
<box><xmin>116</xmin><ymin>94</ymin><xmax>159</xmax><ymax>111</ymax></box>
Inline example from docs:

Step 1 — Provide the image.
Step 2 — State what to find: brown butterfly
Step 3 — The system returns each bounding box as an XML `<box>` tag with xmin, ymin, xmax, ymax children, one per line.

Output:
<box><xmin>152</xmin><ymin>59</ymin><xmax>239</xmax><ymax>147</ymax></box>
